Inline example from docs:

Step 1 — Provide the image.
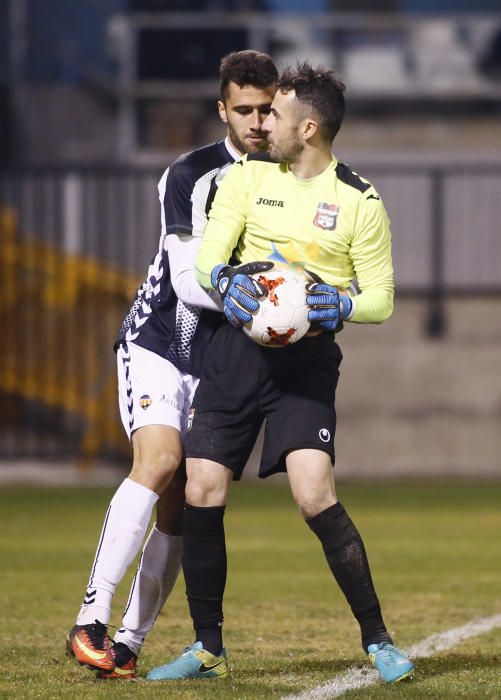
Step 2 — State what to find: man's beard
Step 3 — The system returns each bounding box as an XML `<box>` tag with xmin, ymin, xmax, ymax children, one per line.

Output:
<box><xmin>269</xmin><ymin>133</ymin><xmax>304</xmax><ymax>164</ymax></box>
<box><xmin>227</xmin><ymin>123</ymin><xmax>267</xmax><ymax>154</ymax></box>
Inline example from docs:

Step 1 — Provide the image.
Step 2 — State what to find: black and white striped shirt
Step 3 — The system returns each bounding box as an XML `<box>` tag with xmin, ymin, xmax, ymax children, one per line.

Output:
<box><xmin>115</xmin><ymin>139</ymin><xmax>236</xmax><ymax>377</ymax></box>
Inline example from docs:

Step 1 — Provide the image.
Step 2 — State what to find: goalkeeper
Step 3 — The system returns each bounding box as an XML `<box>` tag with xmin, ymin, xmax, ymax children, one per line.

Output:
<box><xmin>146</xmin><ymin>63</ymin><xmax>415</xmax><ymax>685</ymax></box>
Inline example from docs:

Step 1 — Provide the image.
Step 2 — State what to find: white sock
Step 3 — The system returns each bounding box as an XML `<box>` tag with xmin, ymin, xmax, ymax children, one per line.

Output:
<box><xmin>113</xmin><ymin>525</ymin><xmax>183</xmax><ymax>656</ymax></box>
<box><xmin>76</xmin><ymin>478</ymin><xmax>159</xmax><ymax>626</ymax></box>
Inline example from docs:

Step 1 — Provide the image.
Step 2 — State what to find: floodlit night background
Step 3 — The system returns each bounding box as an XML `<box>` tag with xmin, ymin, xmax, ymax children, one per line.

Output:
<box><xmin>1</xmin><ymin>0</ymin><xmax>500</xmax><ymax>482</ymax></box>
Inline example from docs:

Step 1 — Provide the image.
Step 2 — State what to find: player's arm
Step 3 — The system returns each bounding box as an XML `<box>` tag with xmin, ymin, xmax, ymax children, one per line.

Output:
<box><xmin>194</xmin><ymin>159</ymin><xmax>273</xmax><ymax>327</ymax></box>
<box><xmin>194</xmin><ymin>160</ymin><xmax>249</xmax><ymax>289</ymax></box>
<box><xmin>306</xmin><ymin>191</ymin><xmax>393</xmax><ymax>330</ymax></box>
<box><xmin>347</xmin><ymin>190</ymin><xmax>394</xmax><ymax>324</ymax></box>
<box><xmin>159</xmin><ymin>159</ymin><xmax>223</xmax><ymax>311</ymax></box>
<box><xmin>166</xmin><ymin>234</ymin><xmax>223</xmax><ymax>312</ymax></box>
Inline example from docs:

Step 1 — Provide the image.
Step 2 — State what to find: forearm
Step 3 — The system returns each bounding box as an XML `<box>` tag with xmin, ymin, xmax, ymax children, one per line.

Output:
<box><xmin>195</xmin><ymin>217</ymin><xmax>244</xmax><ymax>289</ymax></box>
<box><xmin>349</xmin><ymin>286</ymin><xmax>394</xmax><ymax>323</ymax></box>
<box><xmin>195</xmin><ymin>162</ymin><xmax>247</xmax><ymax>289</ymax></box>
<box><xmin>194</xmin><ymin>238</ymin><xmax>233</xmax><ymax>290</ymax></box>
<box><xmin>347</xmin><ymin>193</ymin><xmax>394</xmax><ymax>323</ymax></box>
<box><xmin>166</xmin><ymin>234</ymin><xmax>223</xmax><ymax>311</ymax></box>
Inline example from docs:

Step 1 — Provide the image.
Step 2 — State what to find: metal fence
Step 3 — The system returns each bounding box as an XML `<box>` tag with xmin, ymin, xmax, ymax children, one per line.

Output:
<box><xmin>1</xmin><ymin>161</ymin><xmax>500</xmax><ymax>463</ymax></box>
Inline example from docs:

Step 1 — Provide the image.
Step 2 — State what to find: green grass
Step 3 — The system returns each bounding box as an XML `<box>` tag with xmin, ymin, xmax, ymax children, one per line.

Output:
<box><xmin>1</xmin><ymin>480</ymin><xmax>500</xmax><ymax>699</ymax></box>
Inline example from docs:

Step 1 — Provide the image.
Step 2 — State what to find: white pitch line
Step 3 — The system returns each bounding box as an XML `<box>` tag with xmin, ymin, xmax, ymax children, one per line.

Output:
<box><xmin>282</xmin><ymin>613</ymin><xmax>501</xmax><ymax>700</ymax></box>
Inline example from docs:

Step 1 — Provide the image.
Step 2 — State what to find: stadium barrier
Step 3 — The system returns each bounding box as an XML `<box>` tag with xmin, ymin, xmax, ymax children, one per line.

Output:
<box><xmin>0</xmin><ymin>162</ymin><xmax>500</xmax><ymax>466</ymax></box>
<box><xmin>0</xmin><ymin>204</ymin><xmax>139</xmax><ymax>468</ymax></box>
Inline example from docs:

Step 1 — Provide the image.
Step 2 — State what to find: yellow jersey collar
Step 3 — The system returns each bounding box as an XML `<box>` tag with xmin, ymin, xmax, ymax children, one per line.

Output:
<box><xmin>287</xmin><ymin>156</ymin><xmax>338</xmax><ymax>185</ymax></box>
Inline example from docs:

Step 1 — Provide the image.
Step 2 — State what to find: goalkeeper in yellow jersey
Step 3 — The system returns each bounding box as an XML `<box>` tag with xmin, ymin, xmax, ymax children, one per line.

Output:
<box><xmin>147</xmin><ymin>63</ymin><xmax>415</xmax><ymax>685</ymax></box>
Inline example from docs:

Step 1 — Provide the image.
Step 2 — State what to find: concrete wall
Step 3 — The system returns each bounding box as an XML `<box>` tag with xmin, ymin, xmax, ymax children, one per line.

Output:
<box><xmin>245</xmin><ymin>297</ymin><xmax>501</xmax><ymax>479</ymax></box>
<box><xmin>0</xmin><ymin>297</ymin><xmax>498</xmax><ymax>483</ymax></box>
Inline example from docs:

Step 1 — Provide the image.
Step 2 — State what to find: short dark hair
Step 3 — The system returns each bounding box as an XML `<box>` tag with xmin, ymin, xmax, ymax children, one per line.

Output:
<box><xmin>219</xmin><ymin>50</ymin><xmax>278</xmax><ymax>100</ymax></box>
<box><xmin>278</xmin><ymin>62</ymin><xmax>346</xmax><ymax>142</ymax></box>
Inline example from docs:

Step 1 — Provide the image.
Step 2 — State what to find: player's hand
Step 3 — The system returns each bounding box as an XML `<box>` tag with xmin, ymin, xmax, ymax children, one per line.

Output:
<box><xmin>305</xmin><ymin>269</ymin><xmax>352</xmax><ymax>332</ymax></box>
<box><xmin>211</xmin><ymin>261</ymin><xmax>274</xmax><ymax>328</ymax></box>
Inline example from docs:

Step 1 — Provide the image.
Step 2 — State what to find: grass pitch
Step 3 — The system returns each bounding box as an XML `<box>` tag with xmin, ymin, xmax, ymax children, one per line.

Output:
<box><xmin>1</xmin><ymin>479</ymin><xmax>500</xmax><ymax>699</ymax></box>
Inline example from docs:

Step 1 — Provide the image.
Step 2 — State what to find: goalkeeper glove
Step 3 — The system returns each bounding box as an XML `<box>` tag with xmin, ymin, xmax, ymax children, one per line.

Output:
<box><xmin>305</xmin><ymin>269</ymin><xmax>352</xmax><ymax>332</ymax></box>
<box><xmin>211</xmin><ymin>261</ymin><xmax>274</xmax><ymax>328</ymax></box>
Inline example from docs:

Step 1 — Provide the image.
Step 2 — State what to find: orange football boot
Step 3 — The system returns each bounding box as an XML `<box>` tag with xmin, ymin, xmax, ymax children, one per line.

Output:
<box><xmin>66</xmin><ymin>620</ymin><xmax>115</xmax><ymax>673</ymax></box>
<box><xmin>97</xmin><ymin>642</ymin><xmax>137</xmax><ymax>680</ymax></box>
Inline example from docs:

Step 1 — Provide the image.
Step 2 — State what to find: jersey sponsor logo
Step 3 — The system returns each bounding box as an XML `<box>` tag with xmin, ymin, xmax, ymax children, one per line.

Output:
<box><xmin>140</xmin><ymin>394</ymin><xmax>152</xmax><ymax>410</ymax></box>
<box><xmin>160</xmin><ymin>394</ymin><xmax>178</xmax><ymax>409</ymax></box>
<box><xmin>367</xmin><ymin>193</ymin><xmax>380</xmax><ymax>201</ymax></box>
<box><xmin>313</xmin><ymin>202</ymin><xmax>339</xmax><ymax>231</ymax></box>
<box><xmin>319</xmin><ymin>428</ymin><xmax>331</xmax><ymax>442</ymax></box>
<box><xmin>256</xmin><ymin>197</ymin><xmax>285</xmax><ymax>207</ymax></box>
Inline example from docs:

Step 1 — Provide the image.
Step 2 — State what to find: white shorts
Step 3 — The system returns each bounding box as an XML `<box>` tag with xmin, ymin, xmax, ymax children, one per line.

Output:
<box><xmin>116</xmin><ymin>342</ymin><xmax>199</xmax><ymax>440</ymax></box>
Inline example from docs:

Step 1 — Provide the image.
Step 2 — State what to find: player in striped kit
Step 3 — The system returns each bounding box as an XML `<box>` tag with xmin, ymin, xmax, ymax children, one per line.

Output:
<box><xmin>65</xmin><ymin>50</ymin><xmax>278</xmax><ymax>678</ymax></box>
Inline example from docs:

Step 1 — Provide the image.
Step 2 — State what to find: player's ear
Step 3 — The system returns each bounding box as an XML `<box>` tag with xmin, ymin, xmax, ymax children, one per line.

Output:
<box><xmin>218</xmin><ymin>100</ymin><xmax>228</xmax><ymax>124</ymax></box>
<box><xmin>303</xmin><ymin>118</ymin><xmax>318</xmax><ymax>141</ymax></box>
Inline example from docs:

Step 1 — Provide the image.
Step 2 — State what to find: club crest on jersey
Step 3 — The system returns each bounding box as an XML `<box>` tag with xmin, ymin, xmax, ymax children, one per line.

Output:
<box><xmin>140</xmin><ymin>394</ymin><xmax>152</xmax><ymax>410</ymax></box>
<box><xmin>313</xmin><ymin>202</ymin><xmax>339</xmax><ymax>230</ymax></box>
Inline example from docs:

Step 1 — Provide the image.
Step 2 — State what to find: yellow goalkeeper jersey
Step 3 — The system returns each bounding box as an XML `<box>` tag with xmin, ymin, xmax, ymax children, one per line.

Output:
<box><xmin>195</xmin><ymin>153</ymin><xmax>394</xmax><ymax>323</ymax></box>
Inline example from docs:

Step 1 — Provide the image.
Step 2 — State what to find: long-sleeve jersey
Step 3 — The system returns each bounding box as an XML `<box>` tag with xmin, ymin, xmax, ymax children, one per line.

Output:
<box><xmin>196</xmin><ymin>153</ymin><xmax>394</xmax><ymax>324</ymax></box>
<box><xmin>115</xmin><ymin>139</ymin><xmax>237</xmax><ymax>376</ymax></box>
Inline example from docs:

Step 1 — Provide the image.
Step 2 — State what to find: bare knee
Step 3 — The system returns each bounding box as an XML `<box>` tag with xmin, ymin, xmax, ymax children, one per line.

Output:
<box><xmin>185</xmin><ymin>458</ymin><xmax>233</xmax><ymax>507</ymax></box>
<box><xmin>286</xmin><ymin>449</ymin><xmax>337</xmax><ymax>519</ymax></box>
<box><xmin>129</xmin><ymin>425</ymin><xmax>183</xmax><ymax>494</ymax></box>
<box><xmin>294</xmin><ymin>493</ymin><xmax>336</xmax><ymax>520</ymax></box>
<box><xmin>186</xmin><ymin>480</ymin><xmax>221</xmax><ymax>507</ymax></box>
<box><xmin>129</xmin><ymin>448</ymin><xmax>181</xmax><ymax>494</ymax></box>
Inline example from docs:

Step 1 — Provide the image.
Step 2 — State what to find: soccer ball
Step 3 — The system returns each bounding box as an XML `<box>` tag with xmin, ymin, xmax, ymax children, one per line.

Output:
<box><xmin>242</xmin><ymin>266</ymin><xmax>310</xmax><ymax>347</ymax></box>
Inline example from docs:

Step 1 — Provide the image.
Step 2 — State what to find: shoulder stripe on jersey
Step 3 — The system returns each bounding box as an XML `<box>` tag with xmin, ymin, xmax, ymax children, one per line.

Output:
<box><xmin>205</xmin><ymin>174</ymin><xmax>219</xmax><ymax>216</ymax></box>
<box><xmin>336</xmin><ymin>162</ymin><xmax>371</xmax><ymax>193</ymax></box>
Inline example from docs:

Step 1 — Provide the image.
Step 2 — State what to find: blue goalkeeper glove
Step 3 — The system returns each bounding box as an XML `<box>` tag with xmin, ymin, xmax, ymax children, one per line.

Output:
<box><xmin>211</xmin><ymin>261</ymin><xmax>274</xmax><ymax>328</ymax></box>
<box><xmin>305</xmin><ymin>269</ymin><xmax>352</xmax><ymax>332</ymax></box>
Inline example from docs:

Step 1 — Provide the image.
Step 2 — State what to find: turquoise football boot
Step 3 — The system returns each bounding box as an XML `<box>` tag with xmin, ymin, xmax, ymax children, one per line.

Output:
<box><xmin>146</xmin><ymin>641</ymin><xmax>228</xmax><ymax>681</ymax></box>
<box><xmin>368</xmin><ymin>642</ymin><xmax>415</xmax><ymax>683</ymax></box>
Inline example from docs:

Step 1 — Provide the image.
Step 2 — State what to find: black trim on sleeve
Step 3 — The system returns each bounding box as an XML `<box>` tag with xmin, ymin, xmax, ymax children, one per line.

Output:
<box><xmin>164</xmin><ymin>140</ymin><xmax>234</xmax><ymax>235</ymax></box>
<box><xmin>336</xmin><ymin>162</ymin><xmax>371</xmax><ymax>193</ymax></box>
<box><xmin>205</xmin><ymin>173</ymin><xmax>219</xmax><ymax>217</ymax></box>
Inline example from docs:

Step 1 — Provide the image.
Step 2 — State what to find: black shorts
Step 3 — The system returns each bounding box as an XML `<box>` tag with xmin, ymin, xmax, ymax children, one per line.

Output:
<box><xmin>186</xmin><ymin>323</ymin><xmax>342</xmax><ymax>479</ymax></box>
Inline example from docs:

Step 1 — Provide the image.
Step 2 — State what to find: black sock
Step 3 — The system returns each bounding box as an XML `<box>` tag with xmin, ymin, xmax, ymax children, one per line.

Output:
<box><xmin>306</xmin><ymin>502</ymin><xmax>392</xmax><ymax>652</ymax></box>
<box><xmin>182</xmin><ymin>503</ymin><xmax>226</xmax><ymax>656</ymax></box>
